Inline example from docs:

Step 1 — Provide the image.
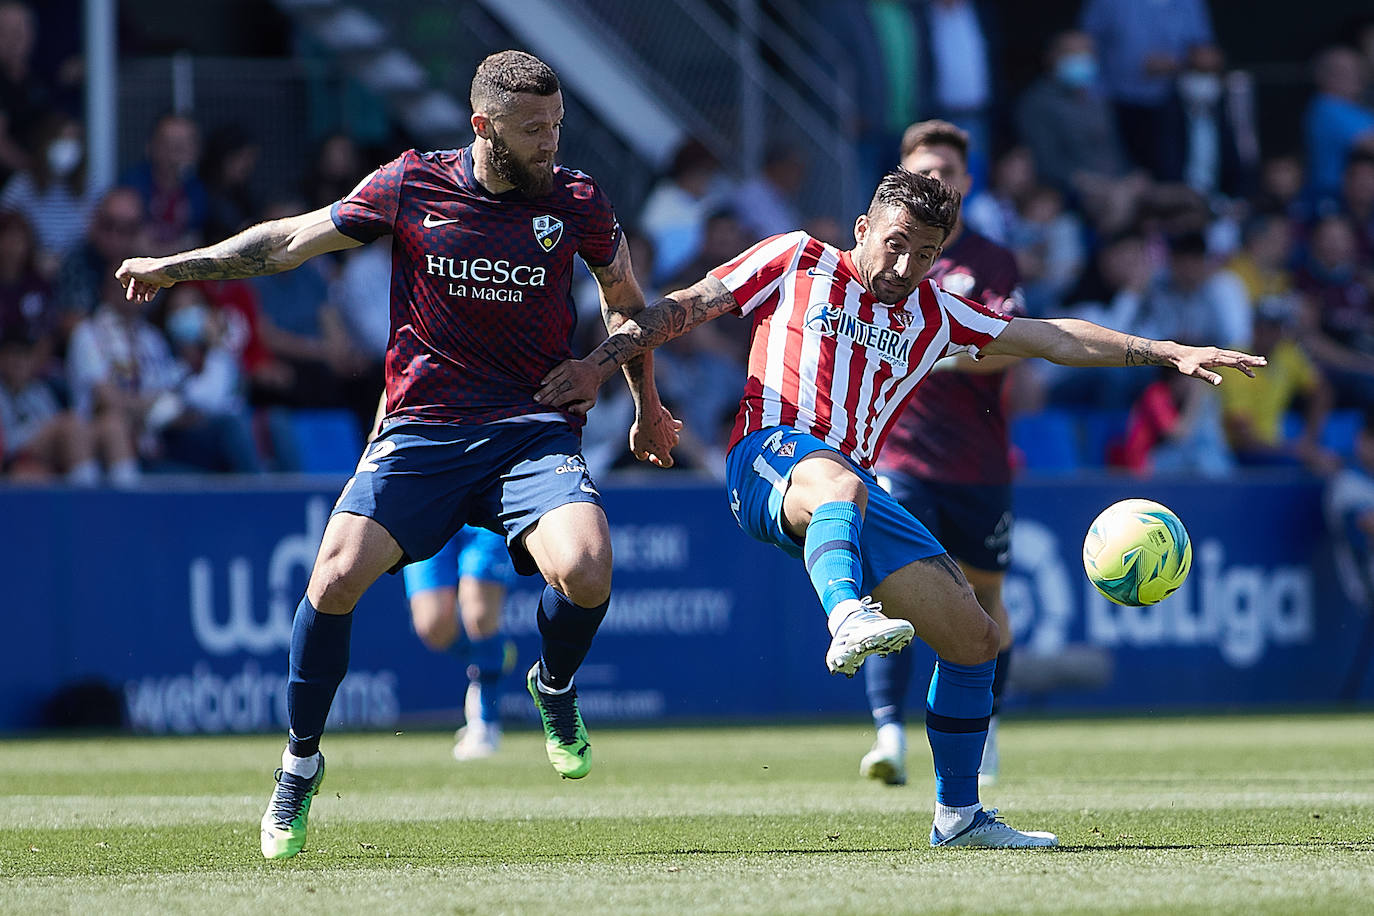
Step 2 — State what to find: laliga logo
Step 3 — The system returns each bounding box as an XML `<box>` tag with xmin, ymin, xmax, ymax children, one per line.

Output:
<box><xmin>188</xmin><ymin>498</ymin><xmax>328</xmax><ymax>655</ymax></box>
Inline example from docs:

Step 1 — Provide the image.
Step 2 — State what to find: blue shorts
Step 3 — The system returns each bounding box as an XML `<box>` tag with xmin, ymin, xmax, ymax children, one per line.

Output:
<box><xmin>724</xmin><ymin>426</ymin><xmax>945</xmax><ymax>593</ymax></box>
<box><xmin>333</xmin><ymin>419</ymin><xmax>601</xmax><ymax>576</ymax></box>
<box><xmin>402</xmin><ymin>526</ymin><xmax>519</xmax><ymax>596</ymax></box>
<box><xmin>877</xmin><ymin>469</ymin><xmax>1013</xmax><ymax>572</ymax></box>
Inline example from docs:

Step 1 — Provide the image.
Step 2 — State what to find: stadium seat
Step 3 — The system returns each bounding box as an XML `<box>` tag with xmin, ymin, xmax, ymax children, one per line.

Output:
<box><xmin>1282</xmin><ymin>408</ymin><xmax>1363</xmax><ymax>459</ymax></box>
<box><xmin>1010</xmin><ymin>409</ymin><xmax>1082</xmax><ymax>472</ymax></box>
<box><xmin>1078</xmin><ymin>408</ymin><xmax>1130</xmax><ymax>467</ymax></box>
<box><xmin>287</xmin><ymin>409</ymin><xmax>364</xmax><ymax>474</ymax></box>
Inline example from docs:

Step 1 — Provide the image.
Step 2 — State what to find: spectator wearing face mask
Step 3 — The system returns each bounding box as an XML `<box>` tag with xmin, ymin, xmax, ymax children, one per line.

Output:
<box><xmin>1016</xmin><ymin>30</ymin><xmax>1129</xmax><ymax>200</ymax></box>
<box><xmin>1159</xmin><ymin>44</ymin><xmax>1259</xmax><ymax>200</ymax></box>
<box><xmin>0</xmin><ymin>109</ymin><xmax>100</xmax><ymax>275</ymax></box>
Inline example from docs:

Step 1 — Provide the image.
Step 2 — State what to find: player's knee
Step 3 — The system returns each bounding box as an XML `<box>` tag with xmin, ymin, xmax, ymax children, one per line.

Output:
<box><xmin>546</xmin><ymin>555</ymin><xmax>612</xmax><ymax>608</ymax></box>
<box><xmin>413</xmin><ymin>613</ymin><xmax>459</xmax><ymax>651</ymax></box>
<box><xmin>945</xmin><ymin>612</ymin><xmax>1000</xmax><ymax>666</ymax></box>
<box><xmin>308</xmin><ymin>553</ymin><xmax>371</xmax><ymax>613</ymax></box>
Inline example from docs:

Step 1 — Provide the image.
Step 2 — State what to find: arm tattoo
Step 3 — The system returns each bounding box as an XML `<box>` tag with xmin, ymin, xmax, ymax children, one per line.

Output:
<box><xmin>589</xmin><ymin>244</ymin><xmax>651</xmax><ymax>395</ymax></box>
<box><xmin>161</xmin><ymin>222</ymin><xmax>291</xmax><ymax>281</ymax></box>
<box><xmin>1124</xmin><ymin>336</ymin><xmax>1167</xmax><ymax>367</ymax></box>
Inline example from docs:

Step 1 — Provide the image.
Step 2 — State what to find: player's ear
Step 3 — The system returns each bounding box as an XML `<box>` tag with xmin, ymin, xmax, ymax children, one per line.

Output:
<box><xmin>471</xmin><ymin>112</ymin><xmax>493</xmax><ymax>140</ymax></box>
<box><xmin>854</xmin><ymin>213</ymin><xmax>869</xmax><ymax>246</ymax></box>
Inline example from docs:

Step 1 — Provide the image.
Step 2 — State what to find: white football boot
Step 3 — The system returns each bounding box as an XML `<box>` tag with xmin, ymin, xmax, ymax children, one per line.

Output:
<box><xmin>825</xmin><ymin>597</ymin><xmax>915</xmax><ymax>677</ymax></box>
<box><xmin>930</xmin><ymin>808</ymin><xmax>1058</xmax><ymax>848</ymax></box>
<box><xmin>859</xmin><ymin>723</ymin><xmax>907</xmax><ymax>786</ymax></box>
<box><xmin>452</xmin><ymin>680</ymin><xmax>500</xmax><ymax>761</ymax></box>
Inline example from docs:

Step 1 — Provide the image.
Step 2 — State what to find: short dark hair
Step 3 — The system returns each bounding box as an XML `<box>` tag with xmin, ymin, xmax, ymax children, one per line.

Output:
<box><xmin>471</xmin><ymin>50</ymin><xmax>560</xmax><ymax>115</ymax></box>
<box><xmin>899</xmin><ymin>119</ymin><xmax>970</xmax><ymax>165</ymax></box>
<box><xmin>867</xmin><ymin>168</ymin><xmax>961</xmax><ymax>239</ymax></box>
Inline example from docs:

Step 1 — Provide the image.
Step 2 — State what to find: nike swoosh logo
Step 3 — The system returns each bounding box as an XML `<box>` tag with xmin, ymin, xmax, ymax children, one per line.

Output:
<box><xmin>422</xmin><ymin>213</ymin><xmax>460</xmax><ymax>228</ymax></box>
<box><xmin>807</xmin><ymin>268</ymin><xmax>837</xmax><ymax>280</ymax></box>
<box><xmin>827</xmin><ymin>578</ymin><xmax>856</xmax><ymax>586</ymax></box>
<box><xmin>580</xmin><ymin>481</ymin><xmax>599</xmax><ymax>495</ymax></box>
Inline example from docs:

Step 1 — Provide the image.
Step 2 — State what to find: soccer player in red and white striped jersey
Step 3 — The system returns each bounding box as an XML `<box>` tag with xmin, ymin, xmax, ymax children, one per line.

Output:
<box><xmin>539</xmin><ymin>168</ymin><xmax>1265</xmax><ymax>848</ymax></box>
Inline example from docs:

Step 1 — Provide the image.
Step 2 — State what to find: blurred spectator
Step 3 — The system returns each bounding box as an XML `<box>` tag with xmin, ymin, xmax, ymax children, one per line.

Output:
<box><xmin>0</xmin><ymin>0</ymin><xmax>45</xmax><ymax>182</ymax></box>
<box><xmin>1226</xmin><ymin>211</ymin><xmax>1295</xmax><ymax>305</ymax></box>
<box><xmin>1324</xmin><ymin>411</ymin><xmax>1374</xmax><ymax>621</ymax></box>
<box><xmin>1016</xmin><ymin>30</ymin><xmax>1129</xmax><ymax>199</ymax></box>
<box><xmin>200</xmin><ymin>124</ymin><xmax>261</xmax><ymax>244</ymax></box>
<box><xmin>1334</xmin><ymin>148</ymin><xmax>1374</xmax><ymax>259</ymax></box>
<box><xmin>918</xmin><ymin>0</ymin><xmax>995</xmax><ymax>183</ymax></box>
<box><xmin>1006</xmin><ymin>183</ymin><xmax>1084</xmax><ymax>315</ymax></box>
<box><xmin>1112</xmin><ymin>368</ymin><xmax>1233</xmax><ymax>477</ymax></box>
<box><xmin>1219</xmin><ymin>295</ymin><xmax>1338</xmax><ymax>472</ymax></box>
<box><xmin>1255</xmin><ymin>153</ymin><xmax>1310</xmax><ymax>226</ymax></box>
<box><xmin>0</xmin><ymin>110</ymin><xmax>97</xmax><ymax>274</ymax></box>
<box><xmin>326</xmin><ymin>238</ymin><xmax>390</xmax><ymax>431</ymax></box>
<box><xmin>1304</xmin><ymin>47</ymin><xmax>1374</xmax><ymax>205</ymax></box>
<box><xmin>1295</xmin><ymin>214</ymin><xmax>1374</xmax><ymax>408</ymax></box>
<box><xmin>0</xmin><ymin>327</ymin><xmax>104</xmax><ymax>484</ymax></box>
<box><xmin>161</xmin><ymin>287</ymin><xmax>260</xmax><ymax>473</ymax></box>
<box><xmin>639</xmin><ymin>138</ymin><xmax>726</xmax><ymax>285</ymax></box>
<box><xmin>1135</xmin><ymin>229</ymin><xmax>1251</xmax><ymax>349</ymax></box>
<box><xmin>52</xmin><ymin>186</ymin><xmax>146</xmax><ymax>343</ymax></box>
<box><xmin>0</xmin><ymin>209</ymin><xmax>54</xmax><ymax>358</ymax></box>
<box><xmin>1160</xmin><ymin>44</ymin><xmax>1259</xmax><ymax>199</ymax></box>
<box><xmin>120</xmin><ymin>113</ymin><xmax>208</xmax><ymax>254</ymax></box>
<box><xmin>962</xmin><ymin>145</ymin><xmax>1035</xmax><ymax>245</ymax></box>
<box><xmin>1080</xmin><ymin>0</ymin><xmax>1215</xmax><ymax>178</ymax></box>
<box><xmin>733</xmin><ymin>145</ymin><xmax>806</xmax><ymax>241</ymax></box>
<box><xmin>302</xmin><ymin>132</ymin><xmax>364</xmax><ymax>211</ymax></box>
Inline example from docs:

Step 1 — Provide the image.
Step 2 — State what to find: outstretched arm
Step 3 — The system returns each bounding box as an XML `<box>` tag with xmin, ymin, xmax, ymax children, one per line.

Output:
<box><xmin>981</xmin><ymin>316</ymin><xmax>1266</xmax><ymax>385</ymax></box>
<box><xmin>116</xmin><ymin>206</ymin><xmax>362</xmax><ymax>301</ymax></box>
<box><xmin>535</xmin><ymin>273</ymin><xmax>738</xmax><ymax>409</ymax></box>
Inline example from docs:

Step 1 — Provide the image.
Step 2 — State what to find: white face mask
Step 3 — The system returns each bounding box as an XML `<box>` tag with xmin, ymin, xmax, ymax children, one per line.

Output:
<box><xmin>1178</xmin><ymin>72</ymin><xmax>1222</xmax><ymax>108</ymax></box>
<box><xmin>47</xmin><ymin>137</ymin><xmax>82</xmax><ymax>176</ymax></box>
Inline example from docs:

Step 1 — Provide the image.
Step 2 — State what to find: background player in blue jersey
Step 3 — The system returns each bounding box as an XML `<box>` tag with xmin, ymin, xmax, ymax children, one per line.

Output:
<box><xmin>862</xmin><ymin>120</ymin><xmax>1026</xmax><ymax>789</ymax></box>
<box><xmin>403</xmin><ymin>526</ymin><xmax>518</xmax><ymax>761</ymax></box>
<box><xmin>117</xmin><ymin>50</ymin><xmax>679</xmax><ymax>860</ymax></box>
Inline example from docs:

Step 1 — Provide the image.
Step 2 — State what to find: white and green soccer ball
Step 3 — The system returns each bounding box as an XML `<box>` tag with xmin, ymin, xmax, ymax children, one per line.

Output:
<box><xmin>1082</xmin><ymin>498</ymin><xmax>1192</xmax><ymax>607</ymax></box>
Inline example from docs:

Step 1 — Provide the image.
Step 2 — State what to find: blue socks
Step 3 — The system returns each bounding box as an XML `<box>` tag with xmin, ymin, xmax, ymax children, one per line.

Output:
<box><xmin>925</xmin><ymin>656</ymin><xmax>994</xmax><ymax>808</ymax></box>
<box><xmin>467</xmin><ymin>634</ymin><xmax>508</xmax><ymax>722</ymax></box>
<box><xmin>864</xmin><ymin>647</ymin><xmax>916</xmax><ymax>729</ymax></box>
<box><xmin>804</xmin><ymin>501</ymin><xmax>864</xmax><ymax>616</ymax></box>
<box><xmin>991</xmin><ymin>648</ymin><xmax>1012</xmax><ymax>717</ymax></box>
<box><xmin>536</xmin><ymin>585</ymin><xmax>609</xmax><ymax>690</ymax></box>
<box><xmin>286</xmin><ymin>596</ymin><xmax>352</xmax><ymax>759</ymax></box>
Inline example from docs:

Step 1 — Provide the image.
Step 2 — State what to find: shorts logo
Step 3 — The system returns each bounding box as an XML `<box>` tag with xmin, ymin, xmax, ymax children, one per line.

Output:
<box><xmin>776</xmin><ymin>441</ymin><xmax>796</xmax><ymax>458</ymax></box>
<box><xmin>533</xmin><ymin>215</ymin><xmax>564</xmax><ymax>252</ymax></box>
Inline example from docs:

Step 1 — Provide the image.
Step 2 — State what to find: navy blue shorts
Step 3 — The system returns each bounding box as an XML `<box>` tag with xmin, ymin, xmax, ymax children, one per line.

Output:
<box><xmin>876</xmin><ymin>468</ymin><xmax>1012</xmax><ymax>572</ymax></box>
<box><xmin>333</xmin><ymin>419</ymin><xmax>601</xmax><ymax>576</ymax></box>
<box><xmin>724</xmin><ymin>426</ymin><xmax>945</xmax><ymax>594</ymax></box>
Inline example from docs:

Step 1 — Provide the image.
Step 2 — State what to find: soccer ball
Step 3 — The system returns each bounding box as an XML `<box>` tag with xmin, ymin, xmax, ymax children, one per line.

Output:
<box><xmin>1082</xmin><ymin>499</ymin><xmax>1192</xmax><ymax>606</ymax></box>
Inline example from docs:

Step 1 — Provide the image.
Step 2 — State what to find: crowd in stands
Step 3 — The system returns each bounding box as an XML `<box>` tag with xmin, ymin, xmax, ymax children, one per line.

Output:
<box><xmin>5</xmin><ymin>0</ymin><xmax>1374</xmax><ymax>486</ymax></box>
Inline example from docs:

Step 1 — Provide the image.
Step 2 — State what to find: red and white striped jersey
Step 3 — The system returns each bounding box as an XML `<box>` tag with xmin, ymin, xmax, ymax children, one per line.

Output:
<box><xmin>711</xmin><ymin>231</ymin><xmax>1012</xmax><ymax>469</ymax></box>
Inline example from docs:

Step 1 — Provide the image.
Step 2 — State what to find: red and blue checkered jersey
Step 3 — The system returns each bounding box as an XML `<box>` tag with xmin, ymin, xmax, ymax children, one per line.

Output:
<box><xmin>331</xmin><ymin>145</ymin><xmax>622</xmax><ymax>428</ymax></box>
<box><xmin>877</xmin><ymin>230</ymin><xmax>1024</xmax><ymax>484</ymax></box>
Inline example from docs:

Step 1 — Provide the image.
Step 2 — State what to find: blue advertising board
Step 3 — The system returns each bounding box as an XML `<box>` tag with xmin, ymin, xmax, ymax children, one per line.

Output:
<box><xmin>2</xmin><ymin>473</ymin><xmax>1369</xmax><ymax>734</ymax></box>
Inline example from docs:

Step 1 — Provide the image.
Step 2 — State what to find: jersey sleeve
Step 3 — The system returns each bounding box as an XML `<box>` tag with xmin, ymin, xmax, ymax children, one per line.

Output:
<box><xmin>928</xmin><ymin>281</ymin><xmax>1013</xmax><ymax>358</ymax></box>
<box><xmin>709</xmin><ymin>231</ymin><xmax>805</xmax><ymax>317</ymax></box>
<box><xmin>330</xmin><ymin>151</ymin><xmax>413</xmax><ymax>243</ymax></box>
<box><xmin>575</xmin><ymin>178</ymin><xmax>623</xmax><ymax>268</ymax></box>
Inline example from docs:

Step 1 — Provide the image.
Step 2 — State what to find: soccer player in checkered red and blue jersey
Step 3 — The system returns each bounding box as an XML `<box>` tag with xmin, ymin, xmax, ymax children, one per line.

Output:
<box><xmin>539</xmin><ymin>168</ymin><xmax>1265</xmax><ymax>848</ymax></box>
<box><xmin>118</xmin><ymin>50</ymin><xmax>680</xmax><ymax>860</ymax></box>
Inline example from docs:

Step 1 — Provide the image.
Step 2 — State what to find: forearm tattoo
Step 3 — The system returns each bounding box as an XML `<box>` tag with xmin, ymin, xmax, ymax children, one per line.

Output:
<box><xmin>595</xmin><ymin>278</ymin><xmax>736</xmax><ymax>371</ymax></box>
<box><xmin>162</xmin><ymin>222</ymin><xmax>289</xmax><ymax>281</ymax></box>
<box><xmin>1124</xmin><ymin>336</ymin><xmax>1167</xmax><ymax>367</ymax></box>
<box><xmin>590</xmin><ymin>248</ymin><xmax>650</xmax><ymax>391</ymax></box>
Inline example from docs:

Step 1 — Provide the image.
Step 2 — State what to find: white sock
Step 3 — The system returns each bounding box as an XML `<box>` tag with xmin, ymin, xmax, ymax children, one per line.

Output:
<box><xmin>536</xmin><ymin>674</ymin><xmax>574</xmax><ymax>695</ymax></box>
<box><xmin>108</xmin><ymin>458</ymin><xmax>140</xmax><ymax>487</ymax></box>
<box><xmin>66</xmin><ymin>460</ymin><xmax>101</xmax><ymax>486</ymax></box>
<box><xmin>827</xmin><ymin>598</ymin><xmax>864</xmax><ymax>636</ymax></box>
<box><xmin>934</xmin><ymin>802</ymin><xmax>982</xmax><ymax>836</ymax></box>
<box><xmin>876</xmin><ymin>722</ymin><xmax>906</xmax><ymax>754</ymax></box>
<box><xmin>281</xmin><ymin>748</ymin><xmax>320</xmax><ymax>779</ymax></box>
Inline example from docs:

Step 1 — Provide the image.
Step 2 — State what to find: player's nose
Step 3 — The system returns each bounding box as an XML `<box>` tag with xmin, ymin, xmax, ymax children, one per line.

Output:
<box><xmin>893</xmin><ymin>253</ymin><xmax>912</xmax><ymax>277</ymax></box>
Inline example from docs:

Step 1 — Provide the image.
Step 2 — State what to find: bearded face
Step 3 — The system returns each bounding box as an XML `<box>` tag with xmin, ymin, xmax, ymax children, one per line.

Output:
<box><xmin>488</xmin><ymin>126</ymin><xmax>556</xmax><ymax>197</ymax></box>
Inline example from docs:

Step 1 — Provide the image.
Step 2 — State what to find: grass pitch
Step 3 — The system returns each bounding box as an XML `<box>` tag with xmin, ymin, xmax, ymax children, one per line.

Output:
<box><xmin>1</xmin><ymin>714</ymin><xmax>1371</xmax><ymax>915</ymax></box>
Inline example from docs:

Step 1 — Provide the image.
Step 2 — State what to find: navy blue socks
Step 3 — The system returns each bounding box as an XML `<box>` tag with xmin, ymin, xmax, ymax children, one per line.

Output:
<box><xmin>286</xmin><ymin>596</ymin><xmax>352</xmax><ymax>759</ymax></box>
<box><xmin>536</xmin><ymin>584</ymin><xmax>609</xmax><ymax>690</ymax></box>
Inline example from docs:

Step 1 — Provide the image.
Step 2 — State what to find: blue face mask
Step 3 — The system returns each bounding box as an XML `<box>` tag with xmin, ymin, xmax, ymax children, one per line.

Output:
<box><xmin>167</xmin><ymin>304</ymin><xmax>209</xmax><ymax>346</ymax></box>
<box><xmin>1056</xmin><ymin>52</ymin><xmax>1098</xmax><ymax>89</ymax></box>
